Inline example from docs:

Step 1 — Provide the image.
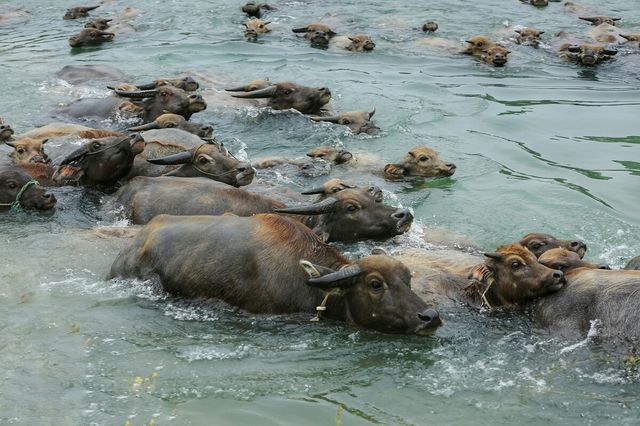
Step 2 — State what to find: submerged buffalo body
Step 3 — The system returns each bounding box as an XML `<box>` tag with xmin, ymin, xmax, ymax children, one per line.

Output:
<box><xmin>110</xmin><ymin>213</ymin><xmax>441</xmax><ymax>335</ymax></box>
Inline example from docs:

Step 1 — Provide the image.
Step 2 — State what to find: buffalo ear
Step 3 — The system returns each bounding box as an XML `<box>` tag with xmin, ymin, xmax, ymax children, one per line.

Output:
<box><xmin>305</xmin><ymin>264</ymin><xmax>362</xmax><ymax>290</ymax></box>
<box><xmin>41</xmin><ymin>138</ymin><xmax>49</xmax><ymax>145</ymax></box>
<box><xmin>299</xmin><ymin>260</ymin><xmax>336</xmax><ymax>278</ymax></box>
<box><xmin>603</xmin><ymin>48</ymin><xmax>618</xmax><ymax>56</ymax></box>
<box><xmin>468</xmin><ymin>264</ymin><xmax>494</xmax><ymax>284</ymax></box>
<box><xmin>567</xmin><ymin>45</ymin><xmax>582</xmax><ymax>53</ymax></box>
<box><xmin>5</xmin><ymin>141</ymin><xmax>17</xmax><ymax>148</ymax></box>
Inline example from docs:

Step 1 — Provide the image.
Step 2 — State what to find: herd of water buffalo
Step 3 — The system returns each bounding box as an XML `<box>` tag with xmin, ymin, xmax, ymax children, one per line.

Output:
<box><xmin>2</xmin><ymin>1</ymin><xmax>640</xmax><ymax>353</ymax></box>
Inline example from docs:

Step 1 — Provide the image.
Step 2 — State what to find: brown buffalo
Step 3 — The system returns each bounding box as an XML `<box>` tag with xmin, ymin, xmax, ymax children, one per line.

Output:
<box><xmin>228</xmin><ymin>81</ymin><xmax>331</xmax><ymax>114</ymax></box>
<box><xmin>68</xmin><ymin>28</ymin><xmax>115</xmax><ymax>48</ymax></box>
<box><xmin>0</xmin><ymin>118</ymin><xmax>14</xmax><ymax>141</ymax></box>
<box><xmin>128</xmin><ymin>113</ymin><xmax>213</xmax><ymax>139</ymax></box>
<box><xmin>481</xmin><ymin>45</ymin><xmax>510</xmax><ymax>66</ymax></box>
<box><xmin>116</xmin><ymin>177</ymin><xmax>410</xmax><ymax>242</ymax></box>
<box><xmin>306</xmin><ymin>146</ymin><xmax>353</xmax><ymax>164</ymax></box>
<box><xmin>5</xmin><ymin>138</ymin><xmax>50</xmax><ymax>164</ymax></box>
<box><xmin>624</xmin><ymin>256</ymin><xmax>640</xmax><ymax>270</ymax></box>
<box><xmin>533</xmin><ymin>258</ymin><xmax>640</xmax><ymax>352</ymax></box>
<box><xmin>301</xmin><ymin>179</ymin><xmax>383</xmax><ymax>203</ymax></box>
<box><xmin>620</xmin><ymin>33</ymin><xmax>640</xmax><ymax>43</ymax></box>
<box><xmin>522</xmin><ymin>0</ymin><xmax>548</xmax><ymax>7</ymax></box>
<box><xmin>244</xmin><ymin>18</ymin><xmax>272</xmax><ymax>39</ymax></box>
<box><xmin>53</xmin><ymin>134</ymin><xmax>144</xmax><ymax>187</ymax></box>
<box><xmin>292</xmin><ymin>23</ymin><xmax>336</xmax><ymax>46</ymax></box>
<box><xmin>59</xmin><ymin>86</ymin><xmax>206</xmax><ymax>122</ymax></box>
<box><xmin>344</xmin><ymin>35</ymin><xmax>375</xmax><ymax>52</ymax></box>
<box><xmin>17</xmin><ymin>123</ymin><xmax>121</xmax><ymax>140</ymax></box>
<box><xmin>409</xmin><ymin>244</ymin><xmax>565</xmax><ymax>310</ymax></box>
<box><xmin>84</xmin><ymin>18</ymin><xmax>112</xmax><ymax>30</ymax></box>
<box><xmin>310</xmin><ymin>109</ymin><xmax>378</xmax><ymax>134</ymax></box>
<box><xmin>538</xmin><ymin>248</ymin><xmax>610</xmax><ymax>273</ymax></box>
<box><xmin>463</xmin><ymin>35</ymin><xmax>496</xmax><ymax>56</ymax></box>
<box><xmin>133</xmin><ymin>76</ymin><xmax>200</xmax><ymax>92</ymax></box>
<box><xmin>224</xmin><ymin>79</ymin><xmax>271</xmax><ymax>92</ymax></box>
<box><xmin>579</xmin><ymin>16</ymin><xmax>621</xmax><ymax>26</ymax></box>
<box><xmin>254</xmin><ymin>146</ymin><xmax>352</xmax><ymax>173</ymax></box>
<box><xmin>241</xmin><ymin>2</ymin><xmax>275</xmax><ymax>19</ymax></box>
<box><xmin>109</xmin><ymin>213</ymin><xmax>441</xmax><ymax>335</ymax></box>
<box><xmin>463</xmin><ymin>35</ymin><xmax>509</xmax><ymax>66</ymax></box>
<box><xmin>422</xmin><ymin>21</ymin><xmax>438</xmax><ymax>32</ymax></box>
<box><xmin>519</xmin><ymin>233</ymin><xmax>587</xmax><ymax>258</ymax></box>
<box><xmin>384</xmin><ymin>146</ymin><xmax>456</xmax><ymax>178</ymax></box>
<box><xmin>515</xmin><ymin>27</ymin><xmax>545</xmax><ymax>46</ymax></box>
<box><xmin>0</xmin><ymin>167</ymin><xmax>56</xmax><ymax>212</ymax></box>
<box><xmin>559</xmin><ymin>43</ymin><xmax>618</xmax><ymax>65</ymax></box>
<box><xmin>63</xmin><ymin>5</ymin><xmax>99</xmax><ymax>20</ymax></box>
<box><xmin>145</xmin><ymin>143</ymin><xmax>254</xmax><ymax>186</ymax></box>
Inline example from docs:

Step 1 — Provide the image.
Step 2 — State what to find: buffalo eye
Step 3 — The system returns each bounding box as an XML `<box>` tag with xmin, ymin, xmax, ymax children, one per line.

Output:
<box><xmin>259</xmin><ymin>24</ymin><xmax>264</xmax><ymax>29</ymax></box>
<box><xmin>511</xmin><ymin>261</ymin><xmax>522</xmax><ymax>269</ymax></box>
<box><xmin>7</xmin><ymin>181</ymin><xmax>17</xmax><ymax>189</ymax></box>
<box><xmin>92</xmin><ymin>142</ymin><xmax>102</xmax><ymax>150</ymax></box>
<box><xmin>198</xmin><ymin>156</ymin><xmax>209</xmax><ymax>164</ymax></box>
<box><xmin>419</xmin><ymin>155</ymin><xmax>429</xmax><ymax>162</ymax></box>
<box><xmin>165</xmin><ymin>122</ymin><xmax>176</xmax><ymax>128</ymax></box>
<box><xmin>369</xmin><ymin>279</ymin><xmax>383</xmax><ymax>291</ymax></box>
<box><xmin>330</xmin><ymin>186</ymin><xmax>341</xmax><ymax>193</ymax></box>
<box><xmin>283</xmin><ymin>89</ymin><xmax>294</xmax><ymax>95</ymax></box>
<box><xmin>17</xmin><ymin>148</ymin><xmax>25</xmax><ymax>154</ymax></box>
<box><xmin>346</xmin><ymin>204</ymin><xmax>359</xmax><ymax>212</ymax></box>
<box><xmin>531</xmin><ymin>242</ymin><xmax>543</xmax><ymax>250</ymax></box>
<box><xmin>341</xmin><ymin>119</ymin><xmax>351</xmax><ymax>125</ymax></box>
<box><xmin>90</xmin><ymin>33</ymin><xmax>98</xmax><ymax>38</ymax></box>
<box><xmin>477</xmin><ymin>42</ymin><xmax>483</xmax><ymax>47</ymax></box>
<box><xmin>161</xmin><ymin>91</ymin><xmax>170</xmax><ymax>97</ymax></box>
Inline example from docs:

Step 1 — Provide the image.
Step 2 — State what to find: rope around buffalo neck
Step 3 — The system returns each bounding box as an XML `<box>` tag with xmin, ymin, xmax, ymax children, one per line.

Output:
<box><xmin>0</xmin><ymin>180</ymin><xmax>40</xmax><ymax>213</ymax></box>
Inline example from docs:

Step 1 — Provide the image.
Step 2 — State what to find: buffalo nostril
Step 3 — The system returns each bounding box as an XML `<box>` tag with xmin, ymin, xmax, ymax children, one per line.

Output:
<box><xmin>392</xmin><ymin>208</ymin><xmax>411</xmax><ymax>220</ymax></box>
<box><xmin>236</xmin><ymin>166</ymin><xmax>246</xmax><ymax>172</ymax></box>
<box><xmin>202</xmin><ymin>126</ymin><xmax>213</xmax><ymax>131</ymax></box>
<box><xmin>418</xmin><ymin>308</ymin><xmax>439</xmax><ymax>323</ymax></box>
<box><xmin>553</xmin><ymin>271</ymin><xmax>563</xmax><ymax>280</ymax></box>
<box><xmin>570</xmin><ymin>240</ymin><xmax>584</xmax><ymax>248</ymax></box>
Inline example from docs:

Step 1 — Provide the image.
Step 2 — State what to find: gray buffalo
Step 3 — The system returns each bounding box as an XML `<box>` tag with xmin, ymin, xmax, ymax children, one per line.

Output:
<box><xmin>228</xmin><ymin>81</ymin><xmax>331</xmax><ymax>114</ymax></box>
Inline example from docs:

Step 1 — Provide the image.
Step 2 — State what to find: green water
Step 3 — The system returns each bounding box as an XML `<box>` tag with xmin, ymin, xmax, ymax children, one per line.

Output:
<box><xmin>1</xmin><ymin>0</ymin><xmax>639</xmax><ymax>424</ymax></box>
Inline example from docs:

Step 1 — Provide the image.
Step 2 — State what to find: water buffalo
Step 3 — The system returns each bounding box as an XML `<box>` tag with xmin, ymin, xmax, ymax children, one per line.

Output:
<box><xmin>55</xmin><ymin>64</ymin><xmax>128</xmax><ymax>86</ymax></box>
<box><xmin>116</xmin><ymin>177</ymin><xmax>409</xmax><ymax>242</ymax></box>
<box><xmin>84</xmin><ymin>18</ymin><xmax>112</xmax><ymax>30</ymax></box>
<box><xmin>0</xmin><ymin>167</ymin><xmax>56</xmax><ymax>212</ymax></box>
<box><xmin>58</xmin><ymin>86</ymin><xmax>206</xmax><ymax>122</ymax></box>
<box><xmin>241</xmin><ymin>2</ymin><xmax>275</xmax><ymax>19</ymax></box>
<box><xmin>343</xmin><ymin>35</ymin><xmax>375</xmax><ymax>52</ymax></box>
<box><xmin>538</xmin><ymin>248</ymin><xmax>610</xmax><ymax>273</ymax></box>
<box><xmin>5</xmin><ymin>138</ymin><xmax>50</xmax><ymax>165</ymax></box>
<box><xmin>621</xmin><ymin>34</ymin><xmax>640</xmax><ymax>43</ymax></box>
<box><xmin>17</xmin><ymin>123</ymin><xmax>121</xmax><ymax>140</ymax></box>
<box><xmin>533</xmin><ymin>251</ymin><xmax>640</xmax><ymax>352</ymax></box>
<box><xmin>422</xmin><ymin>21</ymin><xmax>438</xmax><ymax>32</ymax></box>
<box><xmin>407</xmin><ymin>244</ymin><xmax>566</xmax><ymax>310</ymax></box>
<box><xmin>624</xmin><ymin>256</ymin><xmax>640</xmax><ymax>270</ymax></box>
<box><xmin>306</xmin><ymin>146</ymin><xmax>353</xmax><ymax>164</ymax></box>
<box><xmin>132</xmin><ymin>77</ymin><xmax>200</xmax><ymax>92</ymax></box>
<box><xmin>128</xmin><ymin>113</ymin><xmax>213</xmax><ymax>138</ymax></box>
<box><xmin>292</xmin><ymin>23</ymin><xmax>336</xmax><ymax>46</ymax></box>
<box><xmin>462</xmin><ymin>35</ymin><xmax>496</xmax><ymax>56</ymax></box>
<box><xmin>521</xmin><ymin>0</ymin><xmax>548</xmax><ymax>7</ymax></box>
<box><xmin>558</xmin><ymin>42</ymin><xmax>617</xmax><ymax>66</ymax></box>
<box><xmin>68</xmin><ymin>28</ymin><xmax>115</xmax><ymax>48</ymax></box>
<box><xmin>109</xmin><ymin>213</ymin><xmax>441</xmax><ymax>335</ymax></box>
<box><xmin>0</xmin><ymin>118</ymin><xmax>14</xmax><ymax>141</ymax></box>
<box><xmin>463</xmin><ymin>36</ymin><xmax>509</xmax><ymax>66</ymax></box>
<box><xmin>145</xmin><ymin>143</ymin><xmax>254</xmax><ymax>186</ymax></box>
<box><xmin>228</xmin><ymin>82</ymin><xmax>331</xmax><ymax>114</ymax></box>
<box><xmin>384</xmin><ymin>146</ymin><xmax>456</xmax><ymax>178</ymax></box>
<box><xmin>244</xmin><ymin>18</ymin><xmax>271</xmax><ymax>39</ymax></box>
<box><xmin>53</xmin><ymin>134</ymin><xmax>144</xmax><ymax>187</ymax></box>
<box><xmin>519</xmin><ymin>233</ymin><xmax>587</xmax><ymax>258</ymax></box>
<box><xmin>310</xmin><ymin>109</ymin><xmax>378</xmax><ymax>134</ymax></box>
<box><xmin>481</xmin><ymin>45</ymin><xmax>510</xmax><ymax>66</ymax></box>
<box><xmin>63</xmin><ymin>5</ymin><xmax>99</xmax><ymax>20</ymax></box>
<box><xmin>514</xmin><ymin>27</ymin><xmax>545</xmax><ymax>46</ymax></box>
<box><xmin>225</xmin><ymin>79</ymin><xmax>271</xmax><ymax>93</ymax></box>
<box><xmin>579</xmin><ymin>16</ymin><xmax>621</xmax><ymax>26</ymax></box>
<box><xmin>254</xmin><ymin>146</ymin><xmax>352</xmax><ymax>172</ymax></box>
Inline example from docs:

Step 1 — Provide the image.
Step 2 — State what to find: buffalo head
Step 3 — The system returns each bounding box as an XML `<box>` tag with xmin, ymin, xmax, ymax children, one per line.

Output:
<box><xmin>113</xmin><ymin>85</ymin><xmax>207</xmax><ymax>122</ymax></box>
<box><xmin>310</xmin><ymin>109</ymin><xmax>378</xmax><ymax>134</ymax></box>
<box><xmin>5</xmin><ymin>138</ymin><xmax>50</xmax><ymax>165</ymax></box>
<box><xmin>244</xmin><ymin>18</ymin><xmax>272</xmax><ymax>39</ymax></box>
<box><xmin>84</xmin><ymin>18</ymin><xmax>112</xmax><ymax>30</ymax></box>
<box><xmin>242</xmin><ymin>2</ymin><xmax>275</xmax><ymax>19</ymax></box>
<box><xmin>463</xmin><ymin>35</ymin><xmax>496</xmax><ymax>55</ymax></box>
<box><xmin>301</xmin><ymin>254</ymin><xmax>442</xmax><ymax>335</ymax></box>
<box><xmin>565</xmin><ymin>44</ymin><xmax>617</xmax><ymax>65</ymax></box>
<box><xmin>346</xmin><ymin>35</ymin><xmax>376</xmax><ymax>52</ymax></box>
<box><xmin>0</xmin><ymin>119</ymin><xmax>15</xmax><ymax>141</ymax></box>
<box><xmin>519</xmin><ymin>233</ymin><xmax>587</xmax><ymax>258</ymax></box>
<box><xmin>481</xmin><ymin>45</ymin><xmax>510</xmax><ymax>66</ymax></box>
<box><xmin>68</xmin><ymin>28</ymin><xmax>115</xmax><ymax>48</ymax></box>
<box><xmin>229</xmin><ymin>81</ymin><xmax>331</xmax><ymax>114</ymax></box>
<box><xmin>515</xmin><ymin>27</ymin><xmax>544</xmax><ymax>46</ymax></box>
<box><xmin>384</xmin><ymin>146</ymin><xmax>456</xmax><ymax>178</ymax></box>
<box><xmin>135</xmin><ymin>76</ymin><xmax>200</xmax><ymax>92</ymax></box>
<box><xmin>128</xmin><ymin>113</ymin><xmax>214</xmax><ymax>139</ymax></box>
<box><xmin>422</xmin><ymin>21</ymin><xmax>438</xmax><ymax>32</ymax></box>
<box><xmin>63</xmin><ymin>5</ymin><xmax>99</xmax><ymax>20</ymax></box>
<box><xmin>538</xmin><ymin>248</ymin><xmax>610</xmax><ymax>274</ymax></box>
<box><xmin>292</xmin><ymin>23</ymin><xmax>336</xmax><ymax>46</ymax></box>
<box><xmin>306</xmin><ymin>146</ymin><xmax>353</xmax><ymax>164</ymax></box>
<box><xmin>0</xmin><ymin>167</ymin><xmax>56</xmax><ymax>212</ymax></box>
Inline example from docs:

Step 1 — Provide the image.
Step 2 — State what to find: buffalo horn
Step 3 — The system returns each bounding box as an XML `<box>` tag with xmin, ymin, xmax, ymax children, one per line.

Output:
<box><xmin>603</xmin><ymin>48</ymin><xmax>618</xmax><ymax>55</ymax></box>
<box><xmin>484</xmin><ymin>252</ymin><xmax>503</xmax><ymax>260</ymax></box>
<box><xmin>229</xmin><ymin>85</ymin><xmax>277</xmax><ymax>98</ymax></box>
<box><xmin>114</xmin><ymin>89</ymin><xmax>159</xmax><ymax>98</ymax></box>
<box><xmin>225</xmin><ymin>85</ymin><xmax>248</xmax><ymax>92</ymax></box>
<box><xmin>369</xmin><ymin>107</ymin><xmax>376</xmax><ymax>118</ymax></box>
<box><xmin>146</xmin><ymin>150</ymin><xmax>192</xmax><ymax>165</ymax></box>
<box><xmin>620</xmin><ymin>34</ymin><xmax>633</xmax><ymax>41</ymax></box>
<box><xmin>310</xmin><ymin>115</ymin><xmax>340</xmax><ymax>123</ymax></box>
<box><xmin>578</xmin><ymin>17</ymin><xmax>597</xmax><ymax>23</ymax></box>
<box><xmin>306</xmin><ymin>264</ymin><xmax>362</xmax><ymax>289</ymax></box>
<box><xmin>299</xmin><ymin>260</ymin><xmax>336</xmax><ymax>278</ymax></box>
<box><xmin>135</xmin><ymin>82</ymin><xmax>158</xmax><ymax>90</ymax></box>
<box><xmin>292</xmin><ymin>26</ymin><xmax>310</xmax><ymax>33</ymax></box>
<box><xmin>128</xmin><ymin>121</ymin><xmax>160</xmax><ymax>131</ymax></box>
<box><xmin>59</xmin><ymin>146</ymin><xmax>89</xmax><ymax>165</ymax></box>
<box><xmin>274</xmin><ymin>197</ymin><xmax>338</xmax><ymax>215</ymax></box>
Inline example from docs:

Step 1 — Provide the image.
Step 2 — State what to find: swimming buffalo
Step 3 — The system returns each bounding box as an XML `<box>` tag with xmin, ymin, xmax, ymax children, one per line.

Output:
<box><xmin>534</xmin><ymin>249</ymin><xmax>640</xmax><ymax>352</ymax></box>
<box><xmin>463</xmin><ymin>35</ymin><xmax>509</xmax><ymax>66</ymax></box>
<box><xmin>0</xmin><ymin>167</ymin><xmax>56</xmax><ymax>212</ymax></box>
<box><xmin>344</xmin><ymin>35</ymin><xmax>375</xmax><ymax>52</ymax></box>
<box><xmin>84</xmin><ymin>18</ymin><xmax>112</xmax><ymax>30</ymax></box>
<box><xmin>519</xmin><ymin>233</ymin><xmax>587</xmax><ymax>258</ymax></box>
<box><xmin>68</xmin><ymin>28</ymin><xmax>115</xmax><ymax>48</ymax></box>
<box><xmin>5</xmin><ymin>138</ymin><xmax>50</xmax><ymax>165</ymax></box>
<box><xmin>254</xmin><ymin>146</ymin><xmax>352</xmax><ymax>173</ymax></box>
<box><xmin>53</xmin><ymin>134</ymin><xmax>144</xmax><ymax>187</ymax></box>
<box><xmin>463</xmin><ymin>35</ymin><xmax>496</xmax><ymax>56</ymax></box>
<box><xmin>559</xmin><ymin>42</ymin><xmax>617</xmax><ymax>66</ymax></box>
<box><xmin>579</xmin><ymin>16</ymin><xmax>621</xmax><ymax>26</ymax></box>
<box><xmin>0</xmin><ymin>118</ymin><xmax>14</xmax><ymax>141</ymax></box>
<box><xmin>292</xmin><ymin>23</ymin><xmax>336</xmax><ymax>46</ymax></box>
<box><xmin>384</xmin><ymin>146</ymin><xmax>456</xmax><ymax>178</ymax></box>
<box><xmin>241</xmin><ymin>2</ymin><xmax>275</xmax><ymax>19</ymax></box>
<box><xmin>225</xmin><ymin>79</ymin><xmax>271</xmax><ymax>93</ymax></box>
<box><xmin>422</xmin><ymin>21</ymin><xmax>438</xmax><ymax>32</ymax></box>
<box><xmin>64</xmin><ymin>5</ymin><xmax>99</xmax><ymax>20</ymax></box>
<box><xmin>244</xmin><ymin>18</ymin><xmax>272</xmax><ymax>39</ymax></box>
<box><xmin>228</xmin><ymin>82</ymin><xmax>331</xmax><ymax>114</ymax></box>
<box><xmin>514</xmin><ymin>27</ymin><xmax>545</xmax><ymax>46</ymax></box>
<box><xmin>128</xmin><ymin>113</ymin><xmax>213</xmax><ymax>138</ymax></box>
<box><xmin>109</xmin><ymin>213</ymin><xmax>441</xmax><ymax>335</ymax></box>
<box><xmin>306</xmin><ymin>146</ymin><xmax>353</xmax><ymax>164</ymax></box>
<box><xmin>538</xmin><ymin>248</ymin><xmax>610</xmax><ymax>273</ymax></box>
<box><xmin>133</xmin><ymin>76</ymin><xmax>200</xmax><ymax>92</ymax></box>
<box><xmin>310</xmin><ymin>110</ymin><xmax>378</xmax><ymax>134</ymax></box>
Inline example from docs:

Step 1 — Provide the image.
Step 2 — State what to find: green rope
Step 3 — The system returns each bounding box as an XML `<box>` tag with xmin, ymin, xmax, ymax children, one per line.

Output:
<box><xmin>0</xmin><ymin>180</ymin><xmax>40</xmax><ymax>213</ymax></box>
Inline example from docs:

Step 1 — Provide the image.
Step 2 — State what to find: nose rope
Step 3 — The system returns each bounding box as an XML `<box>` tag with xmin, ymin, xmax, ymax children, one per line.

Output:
<box><xmin>310</xmin><ymin>292</ymin><xmax>331</xmax><ymax>322</ymax></box>
<box><xmin>0</xmin><ymin>180</ymin><xmax>40</xmax><ymax>213</ymax></box>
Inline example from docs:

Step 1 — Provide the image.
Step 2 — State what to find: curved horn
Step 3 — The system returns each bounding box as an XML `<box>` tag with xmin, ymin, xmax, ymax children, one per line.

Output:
<box><xmin>292</xmin><ymin>26</ymin><xmax>310</xmax><ymax>33</ymax></box>
<box><xmin>274</xmin><ymin>197</ymin><xmax>338</xmax><ymax>215</ymax></box>
<box><xmin>484</xmin><ymin>252</ymin><xmax>503</xmax><ymax>260</ymax></box>
<box><xmin>114</xmin><ymin>89</ymin><xmax>159</xmax><ymax>98</ymax></box>
<box><xmin>225</xmin><ymin>85</ymin><xmax>248</xmax><ymax>92</ymax></box>
<box><xmin>135</xmin><ymin>82</ymin><xmax>158</xmax><ymax>90</ymax></box>
<box><xmin>5</xmin><ymin>141</ymin><xmax>17</xmax><ymax>148</ymax></box>
<box><xmin>146</xmin><ymin>150</ymin><xmax>193</xmax><ymax>165</ymax></box>
<box><xmin>603</xmin><ymin>48</ymin><xmax>618</xmax><ymax>55</ymax></box>
<box><xmin>306</xmin><ymin>264</ymin><xmax>362</xmax><ymax>289</ymax></box>
<box><xmin>128</xmin><ymin>121</ymin><xmax>160</xmax><ymax>131</ymax></box>
<box><xmin>578</xmin><ymin>16</ymin><xmax>596</xmax><ymax>22</ymax></box>
<box><xmin>229</xmin><ymin>85</ymin><xmax>277</xmax><ymax>98</ymax></box>
<box><xmin>310</xmin><ymin>115</ymin><xmax>340</xmax><ymax>123</ymax></box>
<box><xmin>369</xmin><ymin>107</ymin><xmax>376</xmax><ymax>118</ymax></box>
<box><xmin>299</xmin><ymin>260</ymin><xmax>337</xmax><ymax>278</ymax></box>
<box><xmin>59</xmin><ymin>145</ymin><xmax>89</xmax><ymax>166</ymax></box>
<box><xmin>300</xmin><ymin>184</ymin><xmax>330</xmax><ymax>195</ymax></box>
<box><xmin>620</xmin><ymin>34</ymin><xmax>633</xmax><ymax>40</ymax></box>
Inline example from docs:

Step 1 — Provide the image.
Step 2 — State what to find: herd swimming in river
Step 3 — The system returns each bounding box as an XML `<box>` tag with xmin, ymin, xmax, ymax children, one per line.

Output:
<box><xmin>2</xmin><ymin>1</ymin><xmax>640</xmax><ymax>354</ymax></box>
